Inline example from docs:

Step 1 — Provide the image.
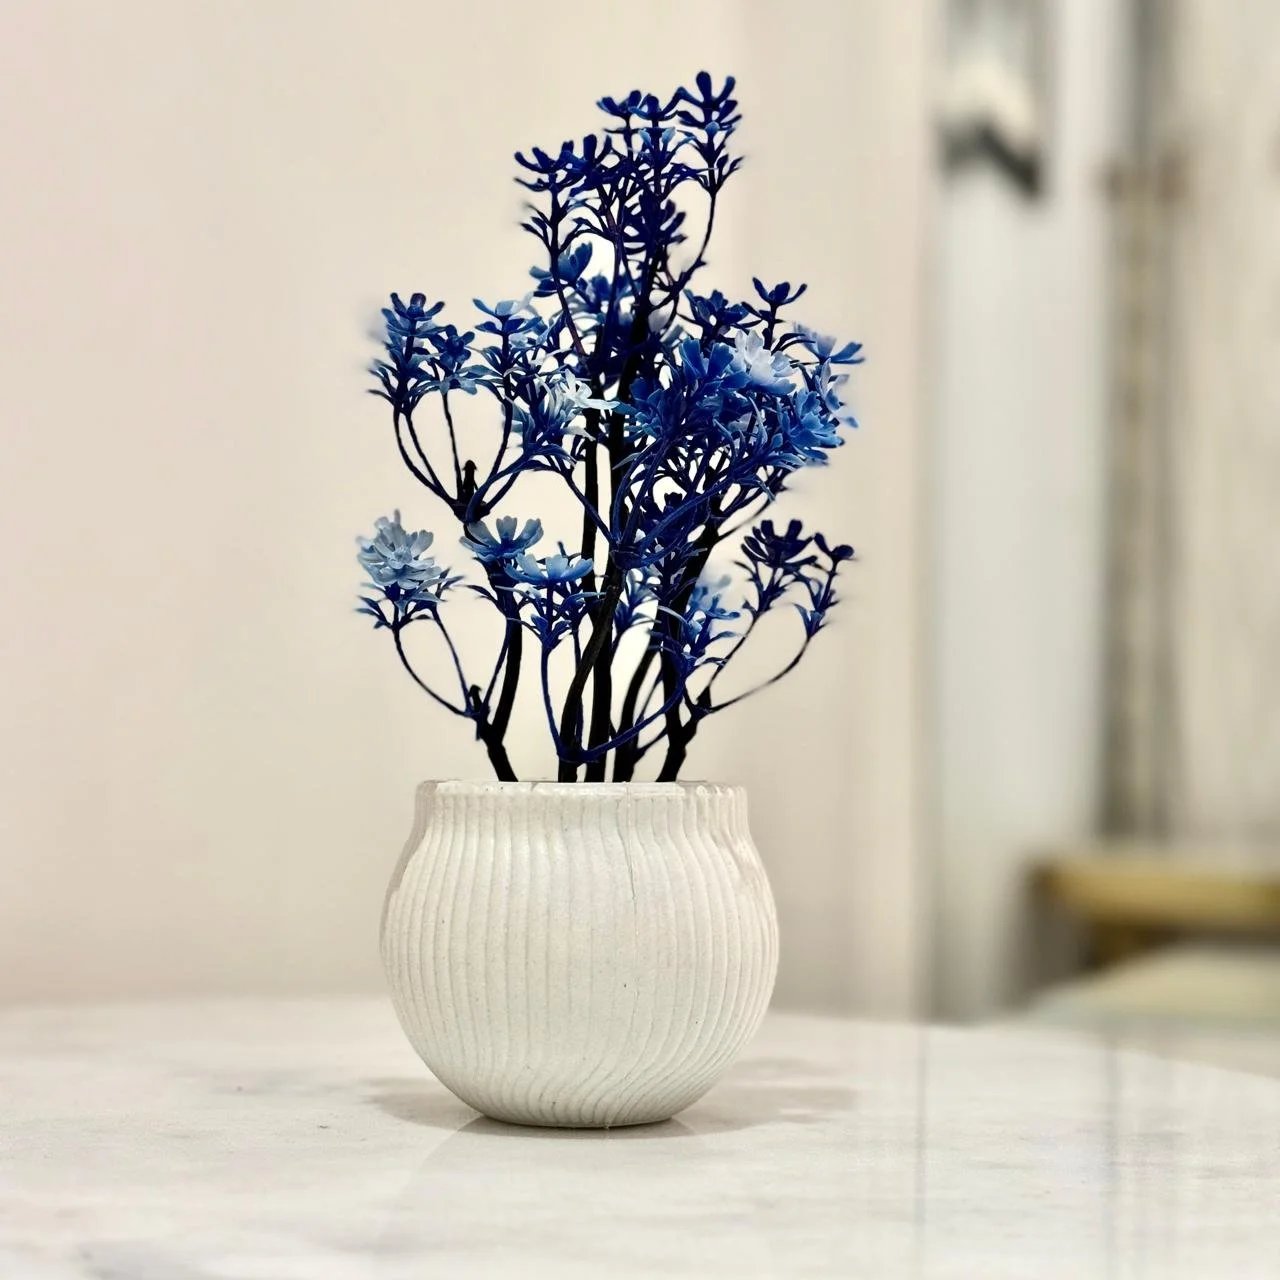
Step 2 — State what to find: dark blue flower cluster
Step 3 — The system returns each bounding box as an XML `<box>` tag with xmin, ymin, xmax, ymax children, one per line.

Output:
<box><xmin>357</xmin><ymin>73</ymin><xmax>862</xmax><ymax>781</ymax></box>
<box><xmin>739</xmin><ymin>520</ymin><xmax>855</xmax><ymax>638</ymax></box>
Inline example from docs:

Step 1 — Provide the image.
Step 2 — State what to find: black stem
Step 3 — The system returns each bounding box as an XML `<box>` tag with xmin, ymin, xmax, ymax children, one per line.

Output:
<box><xmin>556</xmin><ymin>564</ymin><xmax>624</xmax><ymax>778</ymax></box>
<box><xmin>486</xmin><ymin>568</ymin><xmax>524</xmax><ymax>740</ymax></box>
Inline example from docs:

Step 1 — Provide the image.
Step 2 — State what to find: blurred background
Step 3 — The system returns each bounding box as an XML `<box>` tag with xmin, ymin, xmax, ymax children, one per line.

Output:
<box><xmin>1</xmin><ymin>1</ymin><xmax>1276</xmax><ymax>1055</ymax></box>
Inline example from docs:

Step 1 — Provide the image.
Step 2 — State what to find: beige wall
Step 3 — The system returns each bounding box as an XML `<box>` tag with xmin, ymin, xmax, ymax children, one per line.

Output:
<box><xmin>930</xmin><ymin>0</ymin><xmax>1128</xmax><ymax>1017</ymax></box>
<box><xmin>0</xmin><ymin>1</ymin><xmax>933</xmax><ymax>1012</ymax></box>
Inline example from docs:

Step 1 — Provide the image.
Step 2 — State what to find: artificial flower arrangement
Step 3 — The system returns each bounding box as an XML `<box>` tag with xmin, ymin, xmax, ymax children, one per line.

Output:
<box><xmin>357</xmin><ymin>72</ymin><xmax>862</xmax><ymax>783</ymax></box>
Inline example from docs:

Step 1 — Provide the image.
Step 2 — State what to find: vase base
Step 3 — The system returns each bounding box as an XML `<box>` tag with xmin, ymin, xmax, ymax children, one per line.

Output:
<box><xmin>473</xmin><ymin>1109</ymin><xmax>683</xmax><ymax>1131</ymax></box>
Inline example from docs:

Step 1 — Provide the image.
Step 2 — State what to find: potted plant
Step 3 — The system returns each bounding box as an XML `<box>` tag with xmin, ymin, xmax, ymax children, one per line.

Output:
<box><xmin>363</xmin><ymin>72</ymin><xmax>862</xmax><ymax>1127</ymax></box>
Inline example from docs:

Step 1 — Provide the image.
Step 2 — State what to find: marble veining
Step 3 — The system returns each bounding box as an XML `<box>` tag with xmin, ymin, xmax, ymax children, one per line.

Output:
<box><xmin>1</xmin><ymin>998</ymin><xmax>1278</xmax><ymax>1278</ymax></box>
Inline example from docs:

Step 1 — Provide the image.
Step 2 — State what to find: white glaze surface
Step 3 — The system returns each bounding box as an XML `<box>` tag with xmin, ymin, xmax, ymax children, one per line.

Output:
<box><xmin>382</xmin><ymin>782</ymin><xmax>777</xmax><ymax>1126</ymax></box>
<box><xmin>2</xmin><ymin>998</ymin><xmax>1278</xmax><ymax>1278</ymax></box>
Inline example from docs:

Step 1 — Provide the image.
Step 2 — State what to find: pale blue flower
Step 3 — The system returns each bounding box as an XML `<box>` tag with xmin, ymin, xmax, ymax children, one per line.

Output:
<box><xmin>731</xmin><ymin>329</ymin><xmax>794</xmax><ymax>394</ymax></box>
<box><xmin>793</xmin><ymin>323</ymin><xmax>864</xmax><ymax>365</ymax></box>
<box><xmin>358</xmin><ymin>511</ymin><xmax>442</xmax><ymax>592</ymax></box>
<box><xmin>356</xmin><ymin>512</ymin><xmax>451</xmax><ymax>625</ymax></box>
<box><xmin>544</xmin><ymin>371</ymin><xmax>618</xmax><ymax>435</ymax></box>
<box><xmin>461</xmin><ymin>516</ymin><xmax>543</xmax><ymax>563</ymax></box>
<box><xmin>507</xmin><ymin>549</ymin><xmax>594</xmax><ymax>586</ymax></box>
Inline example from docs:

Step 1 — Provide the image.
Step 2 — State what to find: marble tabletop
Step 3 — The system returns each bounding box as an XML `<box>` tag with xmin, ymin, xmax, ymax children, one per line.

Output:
<box><xmin>2</xmin><ymin>998</ymin><xmax>1277</xmax><ymax>1279</ymax></box>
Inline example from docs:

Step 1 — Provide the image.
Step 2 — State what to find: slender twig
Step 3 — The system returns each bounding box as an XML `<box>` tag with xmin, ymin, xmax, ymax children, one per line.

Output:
<box><xmin>653</xmin><ymin>191</ymin><xmax>717</xmax><ymax>324</ymax></box>
<box><xmin>581</xmin><ymin>673</ymin><xmax>686</xmax><ymax>762</ymax></box>
<box><xmin>393</xmin><ymin>626</ymin><xmax>469</xmax><ymax>716</ymax></box>
<box><xmin>611</xmin><ymin>644</ymin><xmax>659</xmax><ymax>781</ymax></box>
<box><xmin>719</xmin><ymin>487</ymin><xmax>780</xmax><ymax>540</ymax></box>
<box><xmin>481</xmin><ymin>625</ymin><xmax>513</xmax><ymax>710</ymax></box>
<box><xmin>539</xmin><ymin>643</ymin><xmax>569</xmax><ymax>767</ymax></box>
<box><xmin>638</xmin><ymin>664</ymin><xmax>664</xmax><ymax>720</ymax></box>
<box><xmin>431</xmin><ymin>612</ymin><xmax>470</xmax><ymax>704</ymax></box>
<box><xmin>559</xmin><ymin>460</ymin><xmax>611</xmax><ymax>540</ymax></box>
<box><xmin>701</xmin><ymin>610</ymin><xmax>761</xmax><ymax>698</ymax></box>
<box><xmin>393</xmin><ymin>409</ymin><xmax>447</xmax><ymax>499</ymax></box>
<box><xmin>704</xmin><ymin>636</ymin><xmax>813</xmax><ymax>714</ymax></box>
<box><xmin>441</xmin><ymin>392</ymin><xmax>464</xmax><ymax>493</ymax></box>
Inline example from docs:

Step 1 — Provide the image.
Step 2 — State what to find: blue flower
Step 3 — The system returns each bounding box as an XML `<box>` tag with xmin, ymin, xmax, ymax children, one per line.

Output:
<box><xmin>544</xmin><ymin>371</ymin><xmax>618</xmax><ymax>429</ymax></box>
<box><xmin>423</xmin><ymin>324</ymin><xmax>490</xmax><ymax>395</ymax></box>
<box><xmin>460</xmin><ymin>516</ymin><xmax>543</xmax><ymax>563</ymax></box>
<box><xmin>685</xmin><ymin>289</ymin><xmax>755</xmax><ymax>341</ymax></box>
<box><xmin>793</xmin><ymin>324</ymin><xmax>864</xmax><ymax>365</ymax></box>
<box><xmin>509</xmin><ymin>371</ymin><xmax>617</xmax><ymax>466</ymax></box>
<box><xmin>358</xmin><ymin>511</ymin><xmax>440</xmax><ymax>590</ymax></box>
<box><xmin>499</xmin><ymin>544</ymin><xmax>598</xmax><ymax>649</ymax></box>
<box><xmin>369</xmin><ymin>292</ymin><xmax>446</xmax><ymax>412</ymax></box>
<box><xmin>660</xmin><ymin>574</ymin><xmax>739</xmax><ymax>674</ymax></box>
<box><xmin>624</xmin><ymin>337</ymin><xmax>751</xmax><ymax>443</ymax></box>
<box><xmin>530</xmin><ymin>242</ymin><xmax>594</xmax><ymax>295</ymax></box>
<box><xmin>741</xmin><ymin>518</ymin><xmax>814</xmax><ymax>570</ymax></box>
<box><xmin>731</xmin><ymin>330</ymin><xmax>794</xmax><ymax>395</ymax></box>
<box><xmin>507</xmin><ymin>549</ymin><xmax>594</xmax><ymax>586</ymax></box>
<box><xmin>687</xmin><ymin>574</ymin><xmax>738</xmax><ymax>620</ymax></box>
<box><xmin>815</xmin><ymin>533</ymin><xmax>855</xmax><ymax>563</ymax></box>
<box><xmin>781</xmin><ymin>391</ymin><xmax>845</xmax><ymax>464</ymax></box>
<box><xmin>737</xmin><ymin>518</ymin><xmax>822</xmax><ymax>616</ymax></box>
<box><xmin>474</xmin><ymin>297</ymin><xmax>531</xmax><ymax>320</ymax></box>
<box><xmin>679</xmin><ymin>336</ymin><xmax>748</xmax><ymax>391</ymax></box>
<box><xmin>515</xmin><ymin>135</ymin><xmax>607</xmax><ymax>194</ymax></box>
<box><xmin>793</xmin><ymin>537</ymin><xmax>855</xmax><ymax>637</ymax></box>
<box><xmin>383</xmin><ymin>291</ymin><xmax>444</xmax><ymax>337</ymax></box>
<box><xmin>614</xmin><ymin>567</ymin><xmax>661</xmax><ymax>634</ymax></box>
<box><xmin>751</xmin><ymin>278</ymin><xmax>808</xmax><ymax>310</ymax></box>
<box><xmin>673</xmin><ymin>73</ymin><xmax>743</xmax><ymax>192</ymax></box>
<box><xmin>511</xmin><ymin>404</ymin><xmax>575</xmax><ymax>466</ymax></box>
<box><xmin>815</xmin><ymin>361</ymin><xmax>859</xmax><ymax>427</ymax></box>
<box><xmin>597</xmin><ymin>88</ymin><xmax>673</xmax><ymax>126</ymax></box>
<box><xmin>685</xmin><ymin>575</ymin><xmax>740</xmax><ymax>650</ymax></box>
<box><xmin>356</xmin><ymin>511</ymin><xmax>453</xmax><ymax>625</ymax></box>
<box><xmin>473</xmin><ymin>296</ymin><xmax>541</xmax><ymax>338</ymax></box>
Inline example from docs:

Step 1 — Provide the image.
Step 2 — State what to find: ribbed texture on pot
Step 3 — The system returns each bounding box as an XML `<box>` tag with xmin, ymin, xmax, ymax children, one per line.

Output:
<box><xmin>381</xmin><ymin>781</ymin><xmax>778</xmax><ymax>1128</ymax></box>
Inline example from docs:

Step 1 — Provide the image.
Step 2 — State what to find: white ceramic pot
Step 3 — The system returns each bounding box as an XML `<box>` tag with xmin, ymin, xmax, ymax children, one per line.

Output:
<box><xmin>381</xmin><ymin>780</ymin><xmax>778</xmax><ymax>1128</ymax></box>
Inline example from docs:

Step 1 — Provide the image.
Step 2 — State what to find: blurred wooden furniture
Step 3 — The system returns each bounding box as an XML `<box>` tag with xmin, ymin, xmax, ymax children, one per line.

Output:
<box><xmin>1028</xmin><ymin>846</ymin><xmax>1280</xmax><ymax>1068</ymax></box>
<box><xmin>1037</xmin><ymin>842</ymin><xmax>1280</xmax><ymax>966</ymax></box>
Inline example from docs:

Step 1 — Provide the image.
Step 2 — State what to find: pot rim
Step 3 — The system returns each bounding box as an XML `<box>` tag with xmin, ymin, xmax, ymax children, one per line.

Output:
<box><xmin>420</xmin><ymin>779</ymin><xmax>744</xmax><ymax>795</ymax></box>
